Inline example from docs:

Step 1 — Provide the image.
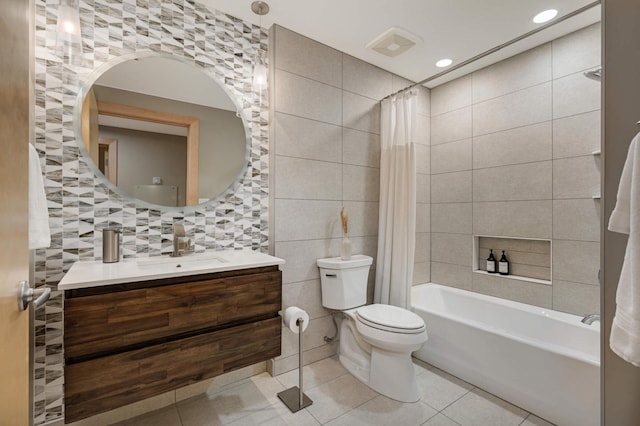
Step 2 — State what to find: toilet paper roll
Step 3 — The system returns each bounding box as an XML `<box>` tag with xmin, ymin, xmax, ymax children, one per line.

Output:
<box><xmin>283</xmin><ymin>306</ymin><xmax>310</xmax><ymax>334</ymax></box>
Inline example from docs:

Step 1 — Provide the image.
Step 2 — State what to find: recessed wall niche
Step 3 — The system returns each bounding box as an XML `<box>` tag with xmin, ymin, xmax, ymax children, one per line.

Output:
<box><xmin>32</xmin><ymin>0</ymin><xmax>268</xmax><ymax>423</ymax></box>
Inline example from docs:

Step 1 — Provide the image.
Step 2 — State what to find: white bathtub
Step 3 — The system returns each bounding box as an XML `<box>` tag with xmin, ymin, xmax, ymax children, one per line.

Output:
<box><xmin>412</xmin><ymin>283</ymin><xmax>600</xmax><ymax>426</ymax></box>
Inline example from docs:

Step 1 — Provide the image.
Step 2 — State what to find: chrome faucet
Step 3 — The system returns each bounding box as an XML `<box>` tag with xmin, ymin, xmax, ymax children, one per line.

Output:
<box><xmin>171</xmin><ymin>223</ymin><xmax>192</xmax><ymax>257</ymax></box>
<box><xmin>581</xmin><ymin>314</ymin><xmax>600</xmax><ymax>325</ymax></box>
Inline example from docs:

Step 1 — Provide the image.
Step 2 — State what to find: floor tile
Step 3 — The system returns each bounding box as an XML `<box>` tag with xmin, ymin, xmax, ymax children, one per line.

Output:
<box><xmin>421</xmin><ymin>413</ymin><xmax>462</xmax><ymax>426</ymax></box>
<box><xmin>276</xmin><ymin>356</ymin><xmax>348</xmax><ymax>391</ymax></box>
<box><xmin>412</xmin><ymin>357</ymin><xmax>433</xmax><ymax>376</ymax></box>
<box><xmin>177</xmin><ymin>373</ymin><xmax>285</xmax><ymax>426</ymax></box>
<box><xmin>520</xmin><ymin>414</ymin><xmax>556</xmax><ymax>426</ymax></box>
<box><xmin>325</xmin><ymin>395</ymin><xmax>437</xmax><ymax>426</ymax></box>
<box><xmin>416</xmin><ymin>368</ymin><xmax>474</xmax><ymax>411</ymax></box>
<box><xmin>442</xmin><ymin>388</ymin><xmax>528</xmax><ymax>426</ymax></box>
<box><xmin>113</xmin><ymin>406</ymin><xmax>182</xmax><ymax>426</ymax></box>
<box><xmin>305</xmin><ymin>374</ymin><xmax>378</xmax><ymax>424</ymax></box>
<box><xmin>225</xmin><ymin>401</ymin><xmax>320</xmax><ymax>426</ymax></box>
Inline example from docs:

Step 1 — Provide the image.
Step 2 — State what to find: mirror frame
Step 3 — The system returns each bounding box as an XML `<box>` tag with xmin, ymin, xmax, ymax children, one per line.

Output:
<box><xmin>74</xmin><ymin>50</ymin><xmax>252</xmax><ymax>212</ymax></box>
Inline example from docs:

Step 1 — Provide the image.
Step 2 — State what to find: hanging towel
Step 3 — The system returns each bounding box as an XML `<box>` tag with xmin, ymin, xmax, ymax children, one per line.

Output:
<box><xmin>609</xmin><ymin>131</ymin><xmax>640</xmax><ymax>366</ymax></box>
<box><xmin>28</xmin><ymin>143</ymin><xmax>51</xmax><ymax>250</ymax></box>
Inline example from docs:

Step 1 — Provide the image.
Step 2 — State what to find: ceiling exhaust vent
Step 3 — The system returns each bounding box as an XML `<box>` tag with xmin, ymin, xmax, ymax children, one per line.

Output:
<box><xmin>366</xmin><ymin>27</ymin><xmax>422</xmax><ymax>58</ymax></box>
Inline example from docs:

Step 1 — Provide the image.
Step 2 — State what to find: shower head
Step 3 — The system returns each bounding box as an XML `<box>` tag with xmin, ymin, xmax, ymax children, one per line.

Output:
<box><xmin>584</xmin><ymin>67</ymin><xmax>602</xmax><ymax>81</ymax></box>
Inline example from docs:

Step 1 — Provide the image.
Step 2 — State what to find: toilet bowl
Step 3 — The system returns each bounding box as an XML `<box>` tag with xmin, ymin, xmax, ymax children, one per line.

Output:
<box><xmin>317</xmin><ymin>255</ymin><xmax>428</xmax><ymax>402</ymax></box>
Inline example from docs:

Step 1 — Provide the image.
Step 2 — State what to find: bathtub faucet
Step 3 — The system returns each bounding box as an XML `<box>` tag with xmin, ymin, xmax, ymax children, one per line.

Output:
<box><xmin>581</xmin><ymin>314</ymin><xmax>600</xmax><ymax>325</ymax></box>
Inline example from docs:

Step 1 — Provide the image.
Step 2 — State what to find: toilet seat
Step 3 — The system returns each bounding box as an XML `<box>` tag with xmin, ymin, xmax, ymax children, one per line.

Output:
<box><xmin>356</xmin><ymin>304</ymin><xmax>426</xmax><ymax>334</ymax></box>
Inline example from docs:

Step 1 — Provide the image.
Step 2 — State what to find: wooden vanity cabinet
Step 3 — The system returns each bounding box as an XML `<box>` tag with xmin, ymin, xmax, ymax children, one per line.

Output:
<box><xmin>63</xmin><ymin>266</ymin><xmax>282</xmax><ymax>423</ymax></box>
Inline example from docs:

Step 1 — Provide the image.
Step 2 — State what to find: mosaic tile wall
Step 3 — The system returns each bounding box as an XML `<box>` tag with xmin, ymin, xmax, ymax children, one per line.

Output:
<box><xmin>32</xmin><ymin>1</ymin><xmax>269</xmax><ymax>423</ymax></box>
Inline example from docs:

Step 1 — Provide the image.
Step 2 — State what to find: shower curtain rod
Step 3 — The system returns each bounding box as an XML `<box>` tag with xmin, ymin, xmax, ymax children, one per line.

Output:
<box><xmin>381</xmin><ymin>0</ymin><xmax>601</xmax><ymax>102</ymax></box>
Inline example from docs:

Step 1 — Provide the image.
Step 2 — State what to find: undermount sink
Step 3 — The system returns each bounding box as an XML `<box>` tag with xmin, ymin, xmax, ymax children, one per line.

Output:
<box><xmin>136</xmin><ymin>253</ymin><xmax>228</xmax><ymax>267</ymax></box>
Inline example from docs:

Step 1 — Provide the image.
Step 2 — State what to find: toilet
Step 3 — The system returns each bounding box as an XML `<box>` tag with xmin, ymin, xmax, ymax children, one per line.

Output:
<box><xmin>317</xmin><ymin>254</ymin><xmax>427</xmax><ymax>402</ymax></box>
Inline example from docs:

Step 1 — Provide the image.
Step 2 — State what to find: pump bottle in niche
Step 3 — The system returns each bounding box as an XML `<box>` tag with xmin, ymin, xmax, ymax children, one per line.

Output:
<box><xmin>499</xmin><ymin>250</ymin><xmax>510</xmax><ymax>275</ymax></box>
<box><xmin>486</xmin><ymin>249</ymin><xmax>497</xmax><ymax>273</ymax></box>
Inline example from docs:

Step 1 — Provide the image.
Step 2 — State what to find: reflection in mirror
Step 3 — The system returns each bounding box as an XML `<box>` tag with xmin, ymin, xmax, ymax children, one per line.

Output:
<box><xmin>80</xmin><ymin>55</ymin><xmax>248</xmax><ymax>207</ymax></box>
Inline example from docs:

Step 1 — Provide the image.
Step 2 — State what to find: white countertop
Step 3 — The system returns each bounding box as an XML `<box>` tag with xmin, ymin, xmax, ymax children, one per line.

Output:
<box><xmin>58</xmin><ymin>250</ymin><xmax>285</xmax><ymax>290</ymax></box>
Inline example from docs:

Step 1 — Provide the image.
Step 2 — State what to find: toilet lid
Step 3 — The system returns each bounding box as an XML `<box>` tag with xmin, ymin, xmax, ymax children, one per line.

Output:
<box><xmin>356</xmin><ymin>304</ymin><xmax>425</xmax><ymax>333</ymax></box>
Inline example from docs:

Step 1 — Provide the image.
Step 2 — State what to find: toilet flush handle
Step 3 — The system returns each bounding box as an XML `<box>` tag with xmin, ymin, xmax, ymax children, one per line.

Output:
<box><xmin>325</xmin><ymin>273</ymin><xmax>337</xmax><ymax>278</ymax></box>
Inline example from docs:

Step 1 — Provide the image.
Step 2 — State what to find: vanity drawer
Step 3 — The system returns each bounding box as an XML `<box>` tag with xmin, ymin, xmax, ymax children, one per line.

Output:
<box><xmin>64</xmin><ymin>267</ymin><xmax>282</xmax><ymax>361</ymax></box>
<box><xmin>64</xmin><ymin>316</ymin><xmax>281</xmax><ymax>423</ymax></box>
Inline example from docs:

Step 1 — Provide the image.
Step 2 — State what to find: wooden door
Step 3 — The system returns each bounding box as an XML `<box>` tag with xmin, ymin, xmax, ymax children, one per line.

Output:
<box><xmin>0</xmin><ymin>0</ymin><xmax>32</xmax><ymax>424</ymax></box>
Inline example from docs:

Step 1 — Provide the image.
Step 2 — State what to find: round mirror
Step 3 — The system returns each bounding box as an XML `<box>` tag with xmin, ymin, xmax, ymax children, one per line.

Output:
<box><xmin>76</xmin><ymin>53</ymin><xmax>249</xmax><ymax>208</ymax></box>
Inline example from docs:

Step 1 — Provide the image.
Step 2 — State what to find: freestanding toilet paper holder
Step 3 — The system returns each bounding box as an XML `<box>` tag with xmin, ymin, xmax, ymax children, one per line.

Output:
<box><xmin>277</xmin><ymin>317</ymin><xmax>313</xmax><ymax>412</ymax></box>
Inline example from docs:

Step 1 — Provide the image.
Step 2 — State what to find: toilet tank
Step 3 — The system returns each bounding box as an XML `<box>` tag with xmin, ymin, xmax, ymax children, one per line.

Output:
<box><xmin>317</xmin><ymin>255</ymin><xmax>373</xmax><ymax>310</ymax></box>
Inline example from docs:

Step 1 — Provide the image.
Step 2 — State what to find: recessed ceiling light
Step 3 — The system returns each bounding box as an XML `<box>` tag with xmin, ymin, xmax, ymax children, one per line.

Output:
<box><xmin>435</xmin><ymin>58</ymin><xmax>453</xmax><ymax>68</ymax></box>
<box><xmin>533</xmin><ymin>9</ymin><xmax>558</xmax><ymax>24</ymax></box>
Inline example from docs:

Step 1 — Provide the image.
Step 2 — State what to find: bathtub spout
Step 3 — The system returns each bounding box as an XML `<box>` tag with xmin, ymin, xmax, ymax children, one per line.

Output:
<box><xmin>581</xmin><ymin>314</ymin><xmax>600</xmax><ymax>325</ymax></box>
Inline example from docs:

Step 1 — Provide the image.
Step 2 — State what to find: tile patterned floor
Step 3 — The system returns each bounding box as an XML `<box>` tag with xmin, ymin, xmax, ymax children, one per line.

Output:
<box><xmin>114</xmin><ymin>357</ymin><xmax>555</xmax><ymax>426</ymax></box>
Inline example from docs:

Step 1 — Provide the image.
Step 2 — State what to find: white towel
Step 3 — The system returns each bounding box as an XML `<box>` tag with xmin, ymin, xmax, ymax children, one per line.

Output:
<box><xmin>28</xmin><ymin>143</ymin><xmax>51</xmax><ymax>250</ymax></box>
<box><xmin>609</xmin><ymin>131</ymin><xmax>640</xmax><ymax>366</ymax></box>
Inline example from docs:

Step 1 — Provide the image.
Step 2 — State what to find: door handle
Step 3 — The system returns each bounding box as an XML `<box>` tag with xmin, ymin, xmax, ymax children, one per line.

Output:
<box><xmin>18</xmin><ymin>280</ymin><xmax>51</xmax><ymax>311</ymax></box>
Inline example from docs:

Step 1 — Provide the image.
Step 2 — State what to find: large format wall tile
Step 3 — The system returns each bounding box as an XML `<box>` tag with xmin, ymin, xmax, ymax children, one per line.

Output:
<box><xmin>275</xmin><ymin>113</ymin><xmax>342</xmax><ymax>162</ymax></box>
<box><xmin>553</xmin><ymin>156</ymin><xmax>601</xmax><ymax>199</ymax></box>
<box><xmin>274</xmin><ymin>26</ymin><xmax>342</xmax><ymax>87</ymax></box>
<box><xmin>473</xmin><ymin>201</ymin><xmax>552</xmax><ymax>239</ymax></box>
<box><xmin>553</xmin><ymin>280</ymin><xmax>600</xmax><ymax>315</ymax></box>
<box><xmin>343</xmin><ymin>54</ymin><xmax>393</xmax><ymax>100</ymax></box>
<box><xmin>343</xmin><ymin>165</ymin><xmax>380</xmax><ymax>202</ymax></box>
<box><xmin>417</xmin><ymin>173</ymin><xmax>431</xmax><ymax>204</ymax></box>
<box><xmin>275</xmin><ymin>199</ymin><xmax>343</xmax><ymax>241</ymax></box>
<box><xmin>552</xmin><ymin>72</ymin><xmax>601</xmax><ymax>119</ymax></box>
<box><xmin>275</xmin><ymin>156</ymin><xmax>342</xmax><ymax>200</ymax></box>
<box><xmin>282</xmin><ymin>279</ymin><xmax>325</xmax><ymax>319</ymax></box>
<box><xmin>343</xmin><ymin>92</ymin><xmax>381</xmax><ymax>134</ymax></box>
<box><xmin>473</xmin><ymin>122</ymin><xmax>552</xmax><ymax>169</ymax></box>
<box><xmin>342</xmin><ymin>201</ymin><xmax>379</xmax><ymax>237</ymax></box>
<box><xmin>553</xmin><ymin>111</ymin><xmax>601</xmax><ymax>159</ymax></box>
<box><xmin>472</xmin><ymin>274</ymin><xmax>552</xmax><ymax>308</ymax></box>
<box><xmin>473</xmin><ymin>161</ymin><xmax>552</xmax><ymax>202</ymax></box>
<box><xmin>431</xmin><ymin>233</ymin><xmax>473</xmax><ymax>266</ymax></box>
<box><xmin>473</xmin><ymin>82</ymin><xmax>551</xmax><ymax>136</ymax></box>
<box><xmin>275</xmin><ymin>238</ymin><xmax>341</xmax><ymax>284</ymax></box>
<box><xmin>431</xmin><ymin>171</ymin><xmax>472</xmax><ymax>203</ymax></box>
<box><xmin>473</xmin><ymin>44</ymin><xmax>551</xmax><ymax>103</ymax></box>
<box><xmin>275</xmin><ymin>70</ymin><xmax>342</xmax><ymax>125</ymax></box>
<box><xmin>431</xmin><ymin>107</ymin><xmax>472</xmax><ymax>145</ymax></box>
<box><xmin>553</xmin><ymin>240</ymin><xmax>600</xmax><ymax>285</ymax></box>
<box><xmin>553</xmin><ymin>199</ymin><xmax>601</xmax><ymax>241</ymax></box>
<box><xmin>431</xmin><ymin>262</ymin><xmax>472</xmax><ymax>290</ymax></box>
<box><xmin>431</xmin><ymin>74</ymin><xmax>472</xmax><ymax>116</ymax></box>
<box><xmin>552</xmin><ymin>23</ymin><xmax>601</xmax><ymax>79</ymax></box>
<box><xmin>343</xmin><ymin>128</ymin><xmax>381</xmax><ymax>168</ymax></box>
<box><xmin>431</xmin><ymin>139</ymin><xmax>472</xmax><ymax>174</ymax></box>
<box><xmin>431</xmin><ymin>203</ymin><xmax>473</xmax><ymax>234</ymax></box>
<box><xmin>415</xmin><ymin>144</ymin><xmax>431</xmax><ymax>175</ymax></box>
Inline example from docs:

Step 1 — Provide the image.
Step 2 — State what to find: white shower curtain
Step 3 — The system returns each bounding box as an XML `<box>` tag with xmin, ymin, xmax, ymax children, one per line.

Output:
<box><xmin>374</xmin><ymin>90</ymin><xmax>417</xmax><ymax>309</ymax></box>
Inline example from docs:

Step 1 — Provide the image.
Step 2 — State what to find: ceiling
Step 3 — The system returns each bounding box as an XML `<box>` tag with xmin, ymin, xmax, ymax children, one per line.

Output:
<box><xmin>200</xmin><ymin>0</ymin><xmax>601</xmax><ymax>88</ymax></box>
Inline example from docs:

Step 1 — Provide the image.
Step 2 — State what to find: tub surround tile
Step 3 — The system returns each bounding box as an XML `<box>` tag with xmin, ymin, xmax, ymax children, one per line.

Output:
<box><xmin>431</xmin><ymin>171</ymin><xmax>472</xmax><ymax>204</ymax></box>
<box><xmin>552</xmin><ymin>240</ymin><xmax>600</xmax><ymax>285</ymax></box>
<box><xmin>442</xmin><ymin>388</ymin><xmax>529</xmax><ymax>426</ymax></box>
<box><xmin>472</xmin><ymin>44</ymin><xmax>552</xmax><ymax>104</ymax></box>
<box><xmin>552</xmin><ymin>111</ymin><xmax>601</xmax><ymax>159</ymax></box>
<box><xmin>472</xmin><ymin>273</ymin><xmax>552</xmax><ymax>309</ymax></box>
<box><xmin>416</xmin><ymin>116</ymin><xmax>431</xmax><ymax>146</ymax></box>
<box><xmin>416</xmin><ymin>202</ymin><xmax>432</xmax><ymax>233</ymax></box>
<box><xmin>417</xmin><ymin>86</ymin><xmax>431</xmax><ymax>118</ymax></box>
<box><xmin>552</xmin><ymin>156</ymin><xmax>601</xmax><ymax>199</ymax></box>
<box><xmin>342</xmin><ymin>201</ymin><xmax>379</xmax><ymax>237</ymax></box>
<box><xmin>552</xmin><ymin>72</ymin><xmax>601</xmax><ymax>119</ymax></box>
<box><xmin>553</xmin><ymin>280</ymin><xmax>600</xmax><ymax>315</ymax></box>
<box><xmin>552</xmin><ymin>23</ymin><xmax>601</xmax><ymax>79</ymax></box>
<box><xmin>431</xmin><ymin>107</ymin><xmax>473</xmax><ymax>145</ymax></box>
<box><xmin>431</xmin><ymin>139</ymin><xmax>472</xmax><ymax>174</ymax></box>
<box><xmin>274</xmin><ymin>26</ymin><xmax>342</xmax><ymax>87</ymax></box>
<box><xmin>472</xmin><ymin>83</ymin><xmax>552</xmax><ymax>136</ymax></box>
<box><xmin>431</xmin><ymin>233</ymin><xmax>473</xmax><ymax>267</ymax></box>
<box><xmin>431</xmin><ymin>203</ymin><xmax>472</xmax><ymax>235</ymax></box>
<box><xmin>417</xmin><ymin>173</ymin><xmax>431</xmax><ymax>204</ymax></box>
<box><xmin>473</xmin><ymin>122</ymin><xmax>552</xmax><ymax>169</ymax></box>
<box><xmin>343</xmin><ymin>54</ymin><xmax>393</xmax><ymax>100</ymax></box>
<box><xmin>415</xmin><ymin>232</ymin><xmax>431</xmax><ymax>264</ymax></box>
<box><xmin>431</xmin><ymin>75</ymin><xmax>472</xmax><ymax>117</ymax></box>
<box><xmin>415</xmin><ymin>144</ymin><xmax>431</xmax><ymax>175</ymax></box>
<box><xmin>324</xmin><ymin>395</ymin><xmax>437</xmax><ymax>426</ymax></box>
<box><xmin>414</xmin><ymin>261</ymin><xmax>432</xmax><ymax>285</ymax></box>
<box><xmin>473</xmin><ymin>161</ymin><xmax>552</xmax><ymax>202</ymax></box>
<box><xmin>474</xmin><ymin>201</ymin><xmax>552</xmax><ymax>239</ymax></box>
<box><xmin>416</xmin><ymin>367</ymin><xmax>474</xmax><ymax>411</ymax></box>
<box><xmin>553</xmin><ymin>199</ymin><xmax>601</xmax><ymax>242</ymax></box>
<box><xmin>431</xmin><ymin>262</ymin><xmax>473</xmax><ymax>291</ymax></box>
<box><xmin>275</xmin><ymin>156</ymin><xmax>342</xmax><ymax>200</ymax></box>
<box><xmin>275</xmin><ymin>113</ymin><xmax>343</xmax><ymax>163</ymax></box>
<box><xmin>275</xmin><ymin>70</ymin><xmax>342</xmax><ymax>125</ymax></box>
